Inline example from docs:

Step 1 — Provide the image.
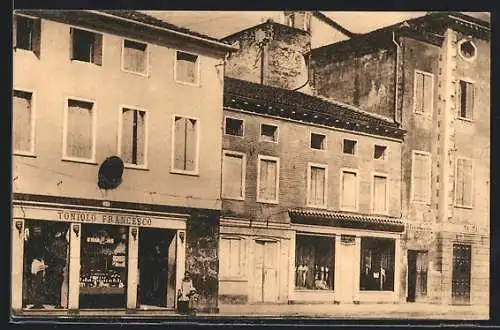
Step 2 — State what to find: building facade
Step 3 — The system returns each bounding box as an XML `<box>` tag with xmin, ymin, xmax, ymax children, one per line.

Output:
<box><xmin>12</xmin><ymin>10</ymin><xmax>234</xmax><ymax>315</ymax></box>
<box><xmin>311</xmin><ymin>12</ymin><xmax>490</xmax><ymax>305</ymax></box>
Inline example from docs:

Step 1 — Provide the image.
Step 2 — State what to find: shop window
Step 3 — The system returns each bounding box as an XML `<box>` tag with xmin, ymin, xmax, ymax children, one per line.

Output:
<box><xmin>411</xmin><ymin>151</ymin><xmax>431</xmax><ymax>203</ymax></box>
<box><xmin>79</xmin><ymin>225</ymin><xmax>128</xmax><ymax>309</ymax></box>
<box><xmin>219</xmin><ymin>237</ymin><xmax>245</xmax><ymax>278</ymax></box>
<box><xmin>64</xmin><ymin>98</ymin><xmax>95</xmax><ymax>161</ymax></box>
<box><xmin>414</xmin><ymin>71</ymin><xmax>433</xmax><ymax>115</ymax></box>
<box><xmin>260</xmin><ymin>123</ymin><xmax>278</xmax><ymax>143</ymax></box>
<box><xmin>455</xmin><ymin>158</ymin><xmax>473</xmax><ymax>207</ymax></box>
<box><xmin>372</xmin><ymin>175</ymin><xmax>388</xmax><ymax>214</ymax></box>
<box><xmin>341</xmin><ymin>170</ymin><xmax>358</xmax><ymax>211</ymax></box>
<box><xmin>222</xmin><ymin>151</ymin><xmax>246</xmax><ymax>200</ymax></box>
<box><xmin>13</xmin><ymin>90</ymin><xmax>34</xmax><ymax>154</ymax></box>
<box><xmin>307</xmin><ymin>164</ymin><xmax>327</xmax><ymax>207</ymax></box>
<box><xmin>295</xmin><ymin>235</ymin><xmax>334</xmax><ymax>291</ymax></box>
<box><xmin>225</xmin><ymin>117</ymin><xmax>244</xmax><ymax>136</ymax></box>
<box><xmin>175</xmin><ymin>51</ymin><xmax>199</xmax><ymax>84</ymax></box>
<box><xmin>374</xmin><ymin>145</ymin><xmax>387</xmax><ymax>160</ymax></box>
<box><xmin>120</xmin><ymin>107</ymin><xmax>147</xmax><ymax>167</ymax></box>
<box><xmin>257</xmin><ymin>155</ymin><xmax>279</xmax><ymax>203</ymax></box>
<box><xmin>23</xmin><ymin>221</ymin><xmax>70</xmax><ymax>309</ymax></box>
<box><xmin>310</xmin><ymin>133</ymin><xmax>326</xmax><ymax>150</ymax></box>
<box><xmin>360</xmin><ymin>237</ymin><xmax>395</xmax><ymax>291</ymax></box>
<box><xmin>458</xmin><ymin>80</ymin><xmax>474</xmax><ymax>120</ymax></box>
<box><xmin>122</xmin><ymin>39</ymin><xmax>147</xmax><ymax>74</ymax></box>
<box><xmin>172</xmin><ymin>116</ymin><xmax>198</xmax><ymax>173</ymax></box>
<box><xmin>13</xmin><ymin>15</ymin><xmax>41</xmax><ymax>55</ymax></box>
<box><xmin>343</xmin><ymin>139</ymin><xmax>356</xmax><ymax>155</ymax></box>
<box><xmin>70</xmin><ymin>27</ymin><xmax>103</xmax><ymax>65</ymax></box>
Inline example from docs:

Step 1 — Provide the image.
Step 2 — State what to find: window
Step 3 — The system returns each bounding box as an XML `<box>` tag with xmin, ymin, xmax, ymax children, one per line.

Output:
<box><xmin>295</xmin><ymin>235</ymin><xmax>334</xmax><ymax>291</ymax></box>
<box><xmin>343</xmin><ymin>139</ymin><xmax>356</xmax><ymax>155</ymax></box>
<box><xmin>360</xmin><ymin>237</ymin><xmax>395</xmax><ymax>291</ymax></box>
<box><xmin>225</xmin><ymin>117</ymin><xmax>244</xmax><ymax>137</ymax></box>
<box><xmin>341</xmin><ymin>169</ymin><xmax>358</xmax><ymax>211</ymax></box>
<box><xmin>64</xmin><ymin>98</ymin><xmax>95</xmax><ymax>161</ymax></box>
<box><xmin>70</xmin><ymin>27</ymin><xmax>102</xmax><ymax>65</ymax></box>
<box><xmin>13</xmin><ymin>15</ymin><xmax>41</xmax><ymax>55</ymax></box>
<box><xmin>13</xmin><ymin>90</ymin><xmax>34</xmax><ymax>154</ymax></box>
<box><xmin>414</xmin><ymin>71</ymin><xmax>433</xmax><ymax>115</ymax></box>
<box><xmin>175</xmin><ymin>51</ymin><xmax>199</xmax><ymax>84</ymax></box>
<box><xmin>374</xmin><ymin>145</ymin><xmax>387</xmax><ymax>160</ymax></box>
<box><xmin>310</xmin><ymin>133</ymin><xmax>326</xmax><ymax>150</ymax></box>
<box><xmin>172</xmin><ymin>116</ymin><xmax>198</xmax><ymax>173</ymax></box>
<box><xmin>372</xmin><ymin>175</ymin><xmax>388</xmax><ymax>214</ymax></box>
<box><xmin>122</xmin><ymin>39</ymin><xmax>147</xmax><ymax>74</ymax></box>
<box><xmin>307</xmin><ymin>164</ymin><xmax>327</xmax><ymax>208</ymax></box>
<box><xmin>458</xmin><ymin>40</ymin><xmax>477</xmax><ymax>61</ymax></box>
<box><xmin>222</xmin><ymin>151</ymin><xmax>246</xmax><ymax>200</ymax></box>
<box><xmin>120</xmin><ymin>107</ymin><xmax>147</xmax><ymax>167</ymax></box>
<box><xmin>411</xmin><ymin>151</ymin><xmax>431</xmax><ymax>203</ymax></box>
<box><xmin>260</xmin><ymin>124</ymin><xmax>278</xmax><ymax>143</ymax></box>
<box><xmin>219</xmin><ymin>237</ymin><xmax>245</xmax><ymax>278</ymax></box>
<box><xmin>257</xmin><ymin>155</ymin><xmax>279</xmax><ymax>203</ymax></box>
<box><xmin>458</xmin><ymin>80</ymin><xmax>474</xmax><ymax>120</ymax></box>
<box><xmin>455</xmin><ymin>158</ymin><xmax>473</xmax><ymax>207</ymax></box>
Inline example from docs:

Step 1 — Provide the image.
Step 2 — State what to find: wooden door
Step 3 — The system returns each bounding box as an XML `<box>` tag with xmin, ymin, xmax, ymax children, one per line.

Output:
<box><xmin>407</xmin><ymin>251</ymin><xmax>417</xmax><ymax>302</ymax></box>
<box><xmin>452</xmin><ymin>244</ymin><xmax>471</xmax><ymax>305</ymax></box>
<box><xmin>253</xmin><ymin>240</ymin><xmax>278</xmax><ymax>303</ymax></box>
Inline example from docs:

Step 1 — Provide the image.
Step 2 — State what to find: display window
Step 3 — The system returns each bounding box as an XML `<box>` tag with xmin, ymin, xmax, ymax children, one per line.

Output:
<box><xmin>294</xmin><ymin>235</ymin><xmax>334</xmax><ymax>291</ymax></box>
<box><xmin>22</xmin><ymin>220</ymin><xmax>70</xmax><ymax>309</ymax></box>
<box><xmin>79</xmin><ymin>224</ymin><xmax>128</xmax><ymax>309</ymax></box>
<box><xmin>359</xmin><ymin>237</ymin><xmax>395</xmax><ymax>291</ymax></box>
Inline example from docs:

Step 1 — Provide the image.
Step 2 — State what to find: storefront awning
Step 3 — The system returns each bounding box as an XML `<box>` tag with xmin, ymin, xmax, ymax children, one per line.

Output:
<box><xmin>288</xmin><ymin>208</ymin><xmax>405</xmax><ymax>233</ymax></box>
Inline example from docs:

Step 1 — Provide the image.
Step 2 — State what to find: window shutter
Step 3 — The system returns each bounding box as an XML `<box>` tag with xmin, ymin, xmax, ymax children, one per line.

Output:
<box><xmin>67</xmin><ymin>100</ymin><xmax>93</xmax><ymax>159</ymax></box>
<box><xmin>423</xmin><ymin>74</ymin><xmax>433</xmax><ymax>114</ymax></box>
<box><xmin>342</xmin><ymin>171</ymin><xmax>356</xmax><ymax>209</ymax></box>
<box><xmin>13</xmin><ymin>91</ymin><xmax>32</xmax><ymax>152</ymax></box>
<box><xmin>32</xmin><ymin>18</ymin><xmax>41</xmax><ymax>58</ymax></box>
<box><xmin>93</xmin><ymin>33</ymin><xmax>103</xmax><ymax>66</ymax></box>
<box><xmin>456</xmin><ymin>159</ymin><xmax>465</xmax><ymax>205</ymax></box>
<box><xmin>69</xmin><ymin>27</ymin><xmax>75</xmax><ymax>60</ymax></box>
<box><xmin>121</xmin><ymin>109</ymin><xmax>133</xmax><ymax>164</ymax></box>
<box><xmin>173</xmin><ymin>117</ymin><xmax>186</xmax><ymax>170</ymax></box>
<box><xmin>185</xmin><ymin>119</ymin><xmax>197</xmax><ymax>171</ymax></box>
<box><xmin>12</xmin><ymin>15</ymin><xmax>17</xmax><ymax>49</ymax></box>
<box><xmin>466</xmin><ymin>83</ymin><xmax>474</xmax><ymax>119</ymax></box>
<box><xmin>463</xmin><ymin>160</ymin><xmax>473</xmax><ymax>206</ymax></box>
<box><xmin>415</xmin><ymin>73</ymin><xmax>423</xmax><ymax>113</ymax></box>
<box><xmin>136</xmin><ymin>111</ymin><xmax>146</xmax><ymax>165</ymax></box>
<box><xmin>374</xmin><ymin>176</ymin><xmax>387</xmax><ymax>212</ymax></box>
<box><xmin>223</xmin><ymin>154</ymin><xmax>243</xmax><ymax>198</ymax></box>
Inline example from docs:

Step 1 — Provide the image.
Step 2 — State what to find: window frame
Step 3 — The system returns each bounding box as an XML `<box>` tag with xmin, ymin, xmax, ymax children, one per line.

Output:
<box><xmin>339</xmin><ymin>167</ymin><xmax>359</xmax><ymax>212</ymax></box>
<box><xmin>62</xmin><ymin>96</ymin><xmax>97</xmax><ymax>164</ymax></box>
<box><xmin>306</xmin><ymin>162</ymin><xmax>328</xmax><ymax>209</ymax></box>
<box><xmin>457</xmin><ymin>77</ymin><xmax>475</xmax><ymax>122</ymax></box>
<box><xmin>454</xmin><ymin>156</ymin><xmax>474</xmax><ymax>209</ymax></box>
<box><xmin>373</xmin><ymin>144</ymin><xmax>388</xmax><ymax>161</ymax></box>
<box><xmin>413</xmin><ymin>70</ymin><xmax>434</xmax><ymax>116</ymax></box>
<box><xmin>13</xmin><ymin>13</ymin><xmax>41</xmax><ymax>55</ymax></box>
<box><xmin>170</xmin><ymin>114</ymin><xmax>200</xmax><ymax>176</ymax></box>
<box><xmin>174</xmin><ymin>50</ymin><xmax>201</xmax><ymax>86</ymax></box>
<box><xmin>219</xmin><ymin>235</ymin><xmax>247</xmax><ymax>280</ymax></box>
<box><xmin>69</xmin><ymin>25</ymin><xmax>103</xmax><ymax>66</ymax></box>
<box><xmin>120</xmin><ymin>38</ymin><xmax>149</xmax><ymax>77</ymax></box>
<box><xmin>12</xmin><ymin>87</ymin><xmax>37</xmax><ymax>157</ymax></box>
<box><xmin>410</xmin><ymin>150</ymin><xmax>432</xmax><ymax>205</ymax></box>
<box><xmin>222</xmin><ymin>150</ymin><xmax>246</xmax><ymax>201</ymax></box>
<box><xmin>259</xmin><ymin>123</ymin><xmax>279</xmax><ymax>143</ymax></box>
<box><xmin>117</xmin><ymin>105</ymin><xmax>149</xmax><ymax>170</ymax></box>
<box><xmin>371</xmin><ymin>172</ymin><xmax>389</xmax><ymax>215</ymax></box>
<box><xmin>310</xmin><ymin>132</ymin><xmax>327</xmax><ymax>151</ymax></box>
<box><xmin>223</xmin><ymin>116</ymin><xmax>245</xmax><ymax>138</ymax></box>
<box><xmin>342</xmin><ymin>138</ymin><xmax>357</xmax><ymax>156</ymax></box>
<box><xmin>457</xmin><ymin>39</ymin><xmax>478</xmax><ymax>62</ymax></box>
<box><xmin>256</xmin><ymin>154</ymin><xmax>280</xmax><ymax>204</ymax></box>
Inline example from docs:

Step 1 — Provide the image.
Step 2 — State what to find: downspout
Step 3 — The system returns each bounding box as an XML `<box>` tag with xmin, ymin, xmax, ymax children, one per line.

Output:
<box><xmin>392</xmin><ymin>31</ymin><xmax>401</xmax><ymax>126</ymax></box>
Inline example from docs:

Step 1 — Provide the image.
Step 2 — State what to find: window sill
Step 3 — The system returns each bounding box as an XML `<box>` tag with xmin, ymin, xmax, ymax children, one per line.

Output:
<box><xmin>13</xmin><ymin>47</ymin><xmax>35</xmax><ymax>54</ymax></box>
<box><xmin>457</xmin><ymin>116</ymin><xmax>474</xmax><ymax>122</ymax></box>
<box><xmin>359</xmin><ymin>290</ymin><xmax>395</xmax><ymax>293</ymax></box>
<box><xmin>224</xmin><ymin>133</ymin><xmax>245</xmax><ymax>138</ymax></box>
<box><xmin>121</xmin><ymin>67</ymin><xmax>149</xmax><ymax>77</ymax></box>
<box><xmin>124</xmin><ymin>164</ymin><xmax>149</xmax><ymax>171</ymax></box>
<box><xmin>70</xmin><ymin>59</ymin><xmax>101</xmax><ymax>66</ymax></box>
<box><xmin>306</xmin><ymin>204</ymin><xmax>328</xmax><ymax>209</ymax></box>
<box><xmin>175</xmin><ymin>79</ymin><xmax>200</xmax><ymax>87</ymax></box>
<box><xmin>454</xmin><ymin>204</ymin><xmax>473</xmax><ymax>210</ymax></box>
<box><xmin>222</xmin><ymin>196</ymin><xmax>245</xmax><ymax>201</ymax></box>
<box><xmin>170</xmin><ymin>169</ymin><xmax>199</xmax><ymax>176</ymax></box>
<box><xmin>13</xmin><ymin>151</ymin><xmax>37</xmax><ymax>158</ymax></box>
<box><xmin>62</xmin><ymin>157</ymin><xmax>98</xmax><ymax>165</ymax></box>
<box><xmin>259</xmin><ymin>138</ymin><xmax>279</xmax><ymax>144</ymax></box>
<box><xmin>257</xmin><ymin>199</ymin><xmax>279</xmax><ymax>205</ymax></box>
<box><xmin>342</xmin><ymin>153</ymin><xmax>357</xmax><ymax>157</ymax></box>
<box><xmin>294</xmin><ymin>289</ymin><xmax>334</xmax><ymax>293</ymax></box>
<box><xmin>310</xmin><ymin>147</ymin><xmax>326</xmax><ymax>152</ymax></box>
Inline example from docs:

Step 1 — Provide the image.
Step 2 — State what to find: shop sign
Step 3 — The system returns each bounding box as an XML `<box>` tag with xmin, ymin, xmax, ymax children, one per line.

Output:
<box><xmin>57</xmin><ymin>210</ymin><xmax>153</xmax><ymax>227</ymax></box>
<box><xmin>340</xmin><ymin>234</ymin><xmax>356</xmax><ymax>245</ymax></box>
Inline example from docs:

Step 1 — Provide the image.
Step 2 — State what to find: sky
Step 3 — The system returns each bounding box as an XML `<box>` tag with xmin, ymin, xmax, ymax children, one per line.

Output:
<box><xmin>143</xmin><ymin>11</ymin><xmax>490</xmax><ymax>40</ymax></box>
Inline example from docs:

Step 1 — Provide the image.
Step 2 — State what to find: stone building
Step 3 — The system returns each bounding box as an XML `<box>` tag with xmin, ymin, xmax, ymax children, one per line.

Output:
<box><xmin>310</xmin><ymin>12</ymin><xmax>490</xmax><ymax>305</ymax></box>
<box><xmin>11</xmin><ymin>9</ymin><xmax>234</xmax><ymax>315</ymax></box>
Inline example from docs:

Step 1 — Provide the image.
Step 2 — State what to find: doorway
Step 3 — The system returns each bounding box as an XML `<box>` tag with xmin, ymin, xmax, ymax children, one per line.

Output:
<box><xmin>253</xmin><ymin>240</ymin><xmax>279</xmax><ymax>303</ymax></box>
<box><xmin>407</xmin><ymin>250</ymin><xmax>428</xmax><ymax>303</ymax></box>
<box><xmin>138</xmin><ymin>228</ymin><xmax>176</xmax><ymax>309</ymax></box>
<box><xmin>452</xmin><ymin>244</ymin><xmax>471</xmax><ymax>305</ymax></box>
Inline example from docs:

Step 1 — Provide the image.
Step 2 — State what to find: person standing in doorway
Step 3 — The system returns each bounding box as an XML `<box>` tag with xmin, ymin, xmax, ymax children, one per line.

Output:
<box><xmin>30</xmin><ymin>252</ymin><xmax>47</xmax><ymax>309</ymax></box>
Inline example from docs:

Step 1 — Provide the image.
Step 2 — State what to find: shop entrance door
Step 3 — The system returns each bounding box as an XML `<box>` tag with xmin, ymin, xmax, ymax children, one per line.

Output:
<box><xmin>452</xmin><ymin>244</ymin><xmax>471</xmax><ymax>305</ymax></box>
<box><xmin>138</xmin><ymin>228</ymin><xmax>176</xmax><ymax>309</ymax></box>
<box><xmin>253</xmin><ymin>240</ymin><xmax>278</xmax><ymax>303</ymax></box>
<box><xmin>407</xmin><ymin>250</ymin><xmax>429</xmax><ymax>303</ymax></box>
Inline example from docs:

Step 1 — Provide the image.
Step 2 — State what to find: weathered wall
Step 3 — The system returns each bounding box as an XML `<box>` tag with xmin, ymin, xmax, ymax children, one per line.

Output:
<box><xmin>224</xmin><ymin>22</ymin><xmax>310</xmax><ymax>90</ymax></box>
<box><xmin>311</xmin><ymin>46</ymin><xmax>396</xmax><ymax>120</ymax></box>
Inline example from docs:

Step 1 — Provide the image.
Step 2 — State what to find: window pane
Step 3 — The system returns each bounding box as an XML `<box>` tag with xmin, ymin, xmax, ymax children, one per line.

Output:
<box><xmin>373</xmin><ymin>176</ymin><xmax>387</xmax><ymax>212</ymax></box>
<box><xmin>13</xmin><ymin>90</ymin><xmax>32</xmax><ymax>152</ymax></box>
<box><xmin>223</xmin><ymin>154</ymin><xmax>244</xmax><ymax>198</ymax></box>
<box><xmin>413</xmin><ymin>153</ymin><xmax>430</xmax><ymax>202</ymax></box>
<box><xmin>342</xmin><ymin>171</ymin><xmax>357</xmax><ymax>209</ymax></box>
<box><xmin>72</xmin><ymin>28</ymin><xmax>94</xmax><ymax>62</ymax></box>
<box><xmin>123</xmin><ymin>40</ymin><xmax>147</xmax><ymax>73</ymax></box>
<box><xmin>295</xmin><ymin>235</ymin><xmax>334</xmax><ymax>290</ymax></box>
<box><xmin>466</xmin><ymin>82</ymin><xmax>474</xmax><ymax>119</ymax></box>
<box><xmin>16</xmin><ymin>16</ymin><xmax>34</xmax><ymax>50</ymax></box>
<box><xmin>67</xmin><ymin>99</ymin><xmax>93</xmax><ymax>159</ymax></box>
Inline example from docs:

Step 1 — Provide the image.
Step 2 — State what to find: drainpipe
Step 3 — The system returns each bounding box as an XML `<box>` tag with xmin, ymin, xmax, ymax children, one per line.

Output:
<box><xmin>392</xmin><ymin>31</ymin><xmax>401</xmax><ymax>126</ymax></box>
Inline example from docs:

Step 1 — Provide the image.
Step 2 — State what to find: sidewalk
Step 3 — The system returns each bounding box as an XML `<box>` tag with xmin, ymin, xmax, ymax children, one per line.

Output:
<box><xmin>208</xmin><ymin>303</ymin><xmax>489</xmax><ymax>320</ymax></box>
